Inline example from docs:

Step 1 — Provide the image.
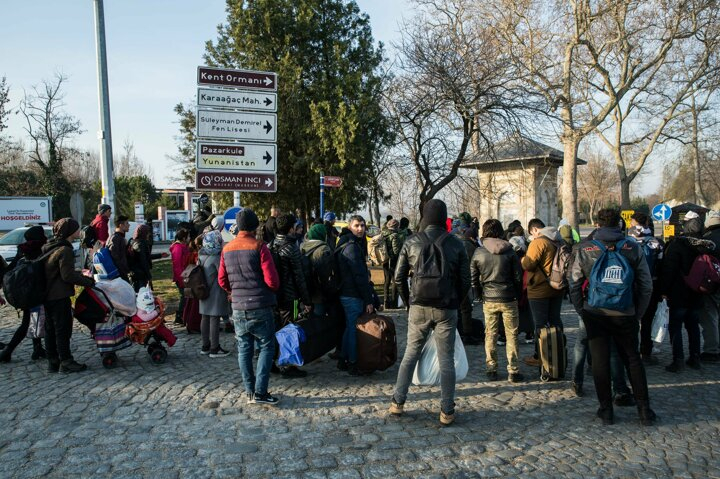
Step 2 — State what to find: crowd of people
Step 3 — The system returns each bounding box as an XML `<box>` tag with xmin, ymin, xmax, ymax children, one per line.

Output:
<box><xmin>1</xmin><ymin>194</ymin><xmax>718</xmax><ymax>427</ymax></box>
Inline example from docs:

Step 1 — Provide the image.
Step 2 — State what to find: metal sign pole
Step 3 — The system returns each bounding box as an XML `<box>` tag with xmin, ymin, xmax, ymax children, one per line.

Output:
<box><xmin>320</xmin><ymin>173</ymin><xmax>325</xmax><ymax>219</ymax></box>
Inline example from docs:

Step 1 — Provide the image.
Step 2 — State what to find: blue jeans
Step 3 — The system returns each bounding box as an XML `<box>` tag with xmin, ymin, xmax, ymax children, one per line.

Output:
<box><xmin>340</xmin><ymin>296</ymin><xmax>364</xmax><ymax>363</ymax></box>
<box><xmin>573</xmin><ymin>318</ymin><xmax>630</xmax><ymax>394</ymax></box>
<box><xmin>669</xmin><ymin>307</ymin><xmax>701</xmax><ymax>360</ymax></box>
<box><xmin>393</xmin><ymin>305</ymin><xmax>458</xmax><ymax>414</ymax></box>
<box><xmin>233</xmin><ymin>307</ymin><xmax>275</xmax><ymax>396</ymax></box>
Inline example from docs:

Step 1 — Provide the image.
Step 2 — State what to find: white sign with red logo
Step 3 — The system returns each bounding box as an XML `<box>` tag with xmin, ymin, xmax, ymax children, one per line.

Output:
<box><xmin>0</xmin><ymin>196</ymin><xmax>53</xmax><ymax>231</ymax></box>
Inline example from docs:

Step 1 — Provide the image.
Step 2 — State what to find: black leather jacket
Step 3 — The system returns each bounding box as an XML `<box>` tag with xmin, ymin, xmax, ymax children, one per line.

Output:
<box><xmin>270</xmin><ymin>234</ymin><xmax>311</xmax><ymax>305</ymax></box>
<box><xmin>394</xmin><ymin>225</ymin><xmax>471</xmax><ymax>309</ymax></box>
<box><xmin>470</xmin><ymin>238</ymin><xmax>522</xmax><ymax>303</ymax></box>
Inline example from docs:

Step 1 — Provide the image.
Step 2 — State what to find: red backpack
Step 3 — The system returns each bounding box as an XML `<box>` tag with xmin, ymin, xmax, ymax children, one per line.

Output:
<box><xmin>684</xmin><ymin>253</ymin><xmax>720</xmax><ymax>294</ymax></box>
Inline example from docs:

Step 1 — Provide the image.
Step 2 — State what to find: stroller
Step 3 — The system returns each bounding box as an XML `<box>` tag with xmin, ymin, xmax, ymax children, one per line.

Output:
<box><xmin>74</xmin><ymin>282</ymin><xmax>174</xmax><ymax>368</ymax></box>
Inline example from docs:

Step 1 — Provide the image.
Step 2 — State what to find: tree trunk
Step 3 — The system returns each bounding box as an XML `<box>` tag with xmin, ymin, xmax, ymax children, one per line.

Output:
<box><xmin>561</xmin><ymin>133</ymin><xmax>579</xmax><ymax>229</ymax></box>
<box><xmin>372</xmin><ymin>191</ymin><xmax>381</xmax><ymax>229</ymax></box>
<box><xmin>620</xmin><ymin>178</ymin><xmax>631</xmax><ymax>210</ymax></box>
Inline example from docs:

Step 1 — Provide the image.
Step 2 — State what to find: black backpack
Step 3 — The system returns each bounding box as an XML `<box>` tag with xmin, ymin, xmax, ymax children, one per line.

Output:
<box><xmin>80</xmin><ymin>224</ymin><xmax>98</xmax><ymax>248</ymax></box>
<box><xmin>411</xmin><ymin>232</ymin><xmax>453</xmax><ymax>307</ymax></box>
<box><xmin>2</xmin><ymin>249</ymin><xmax>55</xmax><ymax>310</ymax></box>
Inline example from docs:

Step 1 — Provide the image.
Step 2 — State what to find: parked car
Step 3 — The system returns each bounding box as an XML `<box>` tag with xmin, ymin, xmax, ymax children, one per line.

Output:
<box><xmin>0</xmin><ymin>225</ymin><xmax>82</xmax><ymax>269</ymax></box>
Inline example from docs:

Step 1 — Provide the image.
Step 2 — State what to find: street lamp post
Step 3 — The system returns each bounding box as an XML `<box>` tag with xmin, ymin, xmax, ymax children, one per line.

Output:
<box><xmin>93</xmin><ymin>0</ymin><xmax>116</xmax><ymax>237</ymax></box>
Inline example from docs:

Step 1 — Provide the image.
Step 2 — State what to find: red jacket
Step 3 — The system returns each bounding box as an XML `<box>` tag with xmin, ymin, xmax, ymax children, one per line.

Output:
<box><xmin>90</xmin><ymin>214</ymin><xmax>110</xmax><ymax>245</ymax></box>
<box><xmin>169</xmin><ymin>241</ymin><xmax>190</xmax><ymax>286</ymax></box>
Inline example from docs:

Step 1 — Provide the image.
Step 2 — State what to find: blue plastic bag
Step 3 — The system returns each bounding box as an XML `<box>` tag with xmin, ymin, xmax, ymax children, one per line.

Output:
<box><xmin>276</xmin><ymin>323</ymin><xmax>306</xmax><ymax>367</ymax></box>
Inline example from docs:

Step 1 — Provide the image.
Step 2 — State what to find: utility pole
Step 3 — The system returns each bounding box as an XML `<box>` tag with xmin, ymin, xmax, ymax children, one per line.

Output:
<box><xmin>93</xmin><ymin>0</ymin><xmax>116</xmax><ymax>237</ymax></box>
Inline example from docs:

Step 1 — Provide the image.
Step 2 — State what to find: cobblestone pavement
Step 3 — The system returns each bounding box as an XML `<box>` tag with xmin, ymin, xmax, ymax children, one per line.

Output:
<box><xmin>1</xmin><ymin>300</ymin><xmax>720</xmax><ymax>479</ymax></box>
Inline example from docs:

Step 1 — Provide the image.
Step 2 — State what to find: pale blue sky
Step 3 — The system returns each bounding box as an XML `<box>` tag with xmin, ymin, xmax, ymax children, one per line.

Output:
<box><xmin>1</xmin><ymin>0</ymin><xmax>410</xmax><ymax>188</ymax></box>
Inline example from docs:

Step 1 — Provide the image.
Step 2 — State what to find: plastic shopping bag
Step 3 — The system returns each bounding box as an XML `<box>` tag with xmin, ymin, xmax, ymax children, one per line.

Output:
<box><xmin>651</xmin><ymin>299</ymin><xmax>669</xmax><ymax>344</ymax></box>
<box><xmin>26</xmin><ymin>305</ymin><xmax>46</xmax><ymax>339</ymax></box>
<box><xmin>95</xmin><ymin>278</ymin><xmax>138</xmax><ymax>317</ymax></box>
<box><xmin>412</xmin><ymin>330</ymin><xmax>469</xmax><ymax>385</ymax></box>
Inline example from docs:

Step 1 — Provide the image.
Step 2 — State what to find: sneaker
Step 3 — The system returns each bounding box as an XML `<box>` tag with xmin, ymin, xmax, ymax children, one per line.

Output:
<box><xmin>253</xmin><ymin>392</ymin><xmax>280</xmax><ymax>405</ymax></box>
<box><xmin>686</xmin><ymin>356</ymin><xmax>702</xmax><ymax>370</ymax></box>
<box><xmin>571</xmin><ymin>382</ymin><xmax>584</xmax><ymax>397</ymax></box>
<box><xmin>496</xmin><ymin>338</ymin><xmax>506</xmax><ymax>346</ymax></box>
<box><xmin>209</xmin><ymin>346</ymin><xmax>230</xmax><ymax>358</ymax></box>
<box><xmin>328</xmin><ymin>350</ymin><xmax>342</xmax><ymax>360</ymax></box>
<box><xmin>0</xmin><ymin>349</ymin><xmax>10</xmax><ymax>363</ymax></box>
<box><xmin>523</xmin><ymin>356</ymin><xmax>541</xmax><ymax>367</ymax></box>
<box><xmin>200</xmin><ymin>346</ymin><xmax>211</xmax><ymax>355</ymax></box>
<box><xmin>486</xmin><ymin>371</ymin><xmax>498</xmax><ymax>381</ymax></box>
<box><xmin>439</xmin><ymin>410</ymin><xmax>455</xmax><ymax>426</ymax></box>
<box><xmin>596</xmin><ymin>407</ymin><xmax>614</xmax><ymax>425</ymax></box>
<box><xmin>246</xmin><ymin>392</ymin><xmax>255</xmax><ymax>404</ymax></box>
<box><xmin>700</xmin><ymin>352</ymin><xmax>720</xmax><ymax>362</ymax></box>
<box><xmin>337</xmin><ymin>359</ymin><xmax>349</xmax><ymax>371</ymax></box>
<box><xmin>524</xmin><ymin>334</ymin><xmax>535</xmax><ymax>344</ymax></box>
<box><xmin>280</xmin><ymin>366</ymin><xmax>307</xmax><ymax>378</ymax></box>
<box><xmin>508</xmin><ymin>372</ymin><xmax>524</xmax><ymax>383</ymax></box>
<box><xmin>613</xmin><ymin>393</ymin><xmax>636</xmax><ymax>407</ymax></box>
<box><xmin>60</xmin><ymin>360</ymin><xmax>88</xmax><ymax>373</ymax></box>
<box><xmin>389</xmin><ymin>399</ymin><xmax>404</xmax><ymax>416</ymax></box>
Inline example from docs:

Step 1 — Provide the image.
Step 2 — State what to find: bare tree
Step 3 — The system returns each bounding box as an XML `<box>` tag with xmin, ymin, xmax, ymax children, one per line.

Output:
<box><xmin>577</xmin><ymin>149</ymin><xmax>619</xmax><ymax>223</ymax></box>
<box><xmin>0</xmin><ymin>76</ymin><xmax>9</xmax><ymax>135</ymax></box>
<box><xmin>492</xmin><ymin>0</ymin><xmax>711</xmax><ymax>227</ymax></box>
<box><xmin>593</xmin><ymin>5</ymin><xmax>720</xmax><ymax>208</ymax></box>
<box><xmin>387</xmin><ymin>0</ymin><xmax>532</xmax><ymax>219</ymax></box>
<box><xmin>18</xmin><ymin>74</ymin><xmax>83</xmax><ymax>217</ymax></box>
<box><xmin>383</xmin><ymin>165</ymin><xmax>421</xmax><ymax>228</ymax></box>
<box><xmin>115</xmin><ymin>137</ymin><xmax>153</xmax><ymax>179</ymax></box>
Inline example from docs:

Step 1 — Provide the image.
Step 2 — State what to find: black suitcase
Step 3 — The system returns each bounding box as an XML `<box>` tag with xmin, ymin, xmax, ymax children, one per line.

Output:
<box><xmin>297</xmin><ymin>313</ymin><xmax>338</xmax><ymax>364</ymax></box>
<box><xmin>538</xmin><ymin>325</ymin><xmax>567</xmax><ymax>381</ymax></box>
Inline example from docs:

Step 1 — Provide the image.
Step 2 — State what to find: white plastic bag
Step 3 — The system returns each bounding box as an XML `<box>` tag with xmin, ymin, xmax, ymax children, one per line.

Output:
<box><xmin>651</xmin><ymin>299</ymin><xmax>669</xmax><ymax>344</ymax></box>
<box><xmin>95</xmin><ymin>278</ymin><xmax>137</xmax><ymax>317</ymax></box>
<box><xmin>412</xmin><ymin>330</ymin><xmax>469</xmax><ymax>385</ymax></box>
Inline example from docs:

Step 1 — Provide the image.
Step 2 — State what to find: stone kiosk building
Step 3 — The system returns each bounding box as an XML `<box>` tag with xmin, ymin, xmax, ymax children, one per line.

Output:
<box><xmin>461</xmin><ymin>136</ymin><xmax>584</xmax><ymax>228</ymax></box>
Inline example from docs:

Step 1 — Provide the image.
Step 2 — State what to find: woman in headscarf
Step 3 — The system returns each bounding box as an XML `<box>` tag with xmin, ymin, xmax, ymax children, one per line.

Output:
<box><xmin>0</xmin><ymin>226</ymin><xmax>48</xmax><ymax>362</ymax></box>
<box><xmin>198</xmin><ymin>230</ymin><xmax>230</xmax><ymax>357</ymax></box>
<box><xmin>128</xmin><ymin>224</ymin><xmax>168</xmax><ymax>292</ymax></box>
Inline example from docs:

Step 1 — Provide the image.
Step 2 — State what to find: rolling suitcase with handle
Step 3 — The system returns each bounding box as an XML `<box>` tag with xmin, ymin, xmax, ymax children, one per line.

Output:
<box><xmin>538</xmin><ymin>325</ymin><xmax>567</xmax><ymax>381</ymax></box>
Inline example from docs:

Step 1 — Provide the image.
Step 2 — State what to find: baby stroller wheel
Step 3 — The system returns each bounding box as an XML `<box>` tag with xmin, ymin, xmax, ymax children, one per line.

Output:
<box><xmin>150</xmin><ymin>348</ymin><xmax>167</xmax><ymax>364</ymax></box>
<box><xmin>101</xmin><ymin>352</ymin><xmax>117</xmax><ymax>369</ymax></box>
<box><xmin>147</xmin><ymin>343</ymin><xmax>158</xmax><ymax>355</ymax></box>
<box><xmin>540</xmin><ymin>372</ymin><xmax>550</xmax><ymax>383</ymax></box>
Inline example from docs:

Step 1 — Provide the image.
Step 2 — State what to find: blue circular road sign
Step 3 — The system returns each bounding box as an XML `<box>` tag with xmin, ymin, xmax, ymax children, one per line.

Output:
<box><xmin>652</xmin><ymin>203</ymin><xmax>671</xmax><ymax>221</ymax></box>
<box><xmin>223</xmin><ymin>207</ymin><xmax>242</xmax><ymax>231</ymax></box>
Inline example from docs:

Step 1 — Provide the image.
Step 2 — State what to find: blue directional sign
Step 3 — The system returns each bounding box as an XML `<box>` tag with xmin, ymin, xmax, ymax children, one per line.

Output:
<box><xmin>223</xmin><ymin>206</ymin><xmax>242</xmax><ymax>232</ymax></box>
<box><xmin>652</xmin><ymin>203</ymin><xmax>671</xmax><ymax>221</ymax></box>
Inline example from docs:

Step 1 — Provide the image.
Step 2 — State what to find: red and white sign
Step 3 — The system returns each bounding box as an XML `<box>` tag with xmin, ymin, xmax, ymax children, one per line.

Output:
<box><xmin>196</xmin><ymin>171</ymin><xmax>277</xmax><ymax>193</ymax></box>
<box><xmin>324</xmin><ymin>176</ymin><xmax>343</xmax><ymax>188</ymax></box>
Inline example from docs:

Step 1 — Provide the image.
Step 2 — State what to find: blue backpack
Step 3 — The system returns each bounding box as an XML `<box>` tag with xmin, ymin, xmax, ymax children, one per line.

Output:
<box><xmin>93</xmin><ymin>247</ymin><xmax>119</xmax><ymax>280</ymax></box>
<box><xmin>637</xmin><ymin>238</ymin><xmax>659</xmax><ymax>276</ymax></box>
<box><xmin>588</xmin><ymin>240</ymin><xmax>635</xmax><ymax>311</ymax></box>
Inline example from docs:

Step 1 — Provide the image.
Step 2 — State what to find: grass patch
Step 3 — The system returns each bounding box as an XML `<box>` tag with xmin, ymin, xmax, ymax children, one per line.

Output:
<box><xmin>151</xmin><ymin>259</ymin><xmax>180</xmax><ymax>314</ymax></box>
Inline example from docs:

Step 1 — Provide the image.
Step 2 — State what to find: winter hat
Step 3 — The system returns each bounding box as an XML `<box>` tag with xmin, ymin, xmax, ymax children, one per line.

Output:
<box><xmin>399</xmin><ymin>217</ymin><xmax>410</xmax><ymax>229</ymax></box>
<box><xmin>509</xmin><ymin>235</ymin><xmax>527</xmax><ymax>253</ymax></box>
<box><xmin>307</xmin><ymin>223</ymin><xmax>327</xmax><ymax>241</ymax></box>
<box><xmin>683</xmin><ymin>217</ymin><xmax>704</xmax><ymax>237</ymax></box>
<box><xmin>323</xmin><ymin>211</ymin><xmax>336</xmax><ymax>222</ymax></box>
<box><xmin>458</xmin><ymin>212</ymin><xmax>472</xmax><ymax>227</ymax></box>
<box><xmin>24</xmin><ymin>225</ymin><xmax>46</xmax><ymax>242</ymax></box>
<box><xmin>200</xmin><ymin>230</ymin><xmax>224</xmax><ymax>256</ymax></box>
<box><xmin>53</xmin><ymin>218</ymin><xmax>80</xmax><ymax>240</ymax></box>
<box><xmin>387</xmin><ymin>219</ymin><xmax>399</xmax><ymax>230</ymax></box>
<box><xmin>198</xmin><ymin>193</ymin><xmax>209</xmax><ymax>204</ymax></box>
<box><xmin>237</xmin><ymin>209</ymin><xmax>259</xmax><ymax>232</ymax></box>
<box><xmin>98</xmin><ymin>204</ymin><xmax>111</xmax><ymax>214</ymax></box>
<box><xmin>421</xmin><ymin>199</ymin><xmax>447</xmax><ymax>229</ymax></box>
<box><xmin>136</xmin><ymin>285</ymin><xmax>155</xmax><ymax>312</ymax></box>
<box><xmin>705</xmin><ymin>210</ymin><xmax>720</xmax><ymax>229</ymax></box>
<box><xmin>685</xmin><ymin>210</ymin><xmax>700</xmax><ymax>220</ymax></box>
<box><xmin>210</xmin><ymin>216</ymin><xmax>225</xmax><ymax>231</ymax></box>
